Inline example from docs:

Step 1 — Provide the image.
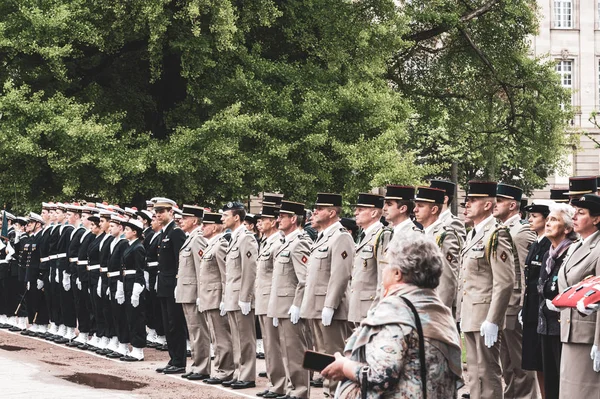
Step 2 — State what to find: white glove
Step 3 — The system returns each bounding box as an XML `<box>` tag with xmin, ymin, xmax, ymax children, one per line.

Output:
<box><xmin>63</xmin><ymin>273</ymin><xmax>71</xmax><ymax>291</ymax></box>
<box><xmin>174</xmin><ymin>286</ymin><xmax>177</xmax><ymax>298</ymax></box>
<box><xmin>196</xmin><ymin>298</ymin><xmax>202</xmax><ymax>311</ymax></box>
<box><xmin>272</xmin><ymin>317</ymin><xmax>279</xmax><ymax>327</ymax></box>
<box><xmin>518</xmin><ymin>309</ymin><xmax>522</xmax><ymax>326</ymax></box>
<box><xmin>321</xmin><ymin>306</ymin><xmax>334</xmax><ymax>327</ymax></box>
<box><xmin>116</xmin><ymin>280</ymin><xmax>125</xmax><ymax>305</ymax></box>
<box><xmin>97</xmin><ymin>279</ymin><xmax>102</xmax><ymax>297</ymax></box>
<box><xmin>106</xmin><ymin>286</ymin><xmax>111</xmax><ymax>299</ymax></box>
<box><xmin>144</xmin><ymin>271</ymin><xmax>149</xmax><ymax>290</ymax></box>
<box><xmin>238</xmin><ymin>301</ymin><xmax>251</xmax><ymax>315</ymax></box>
<box><xmin>219</xmin><ymin>301</ymin><xmax>226</xmax><ymax>316</ymax></box>
<box><xmin>37</xmin><ymin>279</ymin><xmax>44</xmax><ymax>290</ymax></box>
<box><xmin>55</xmin><ymin>268</ymin><xmax>59</xmax><ymax>283</ymax></box>
<box><xmin>26</xmin><ymin>282</ymin><xmax>30</xmax><ymax>291</ymax></box>
<box><xmin>546</xmin><ymin>299</ymin><xmax>560</xmax><ymax>312</ymax></box>
<box><xmin>480</xmin><ymin>320</ymin><xmax>499</xmax><ymax>348</ymax></box>
<box><xmin>131</xmin><ymin>282</ymin><xmax>144</xmax><ymax>308</ymax></box>
<box><xmin>154</xmin><ymin>278</ymin><xmax>158</xmax><ymax>292</ymax></box>
<box><xmin>76</xmin><ymin>278</ymin><xmax>82</xmax><ymax>291</ymax></box>
<box><xmin>591</xmin><ymin>345</ymin><xmax>600</xmax><ymax>372</ymax></box>
<box><xmin>577</xmin><ymin>298</ymin><xmax>600</xmax><ymax>316</ymax></box>
<box><xmin>288</xmin><ymin>305</ymin><xmax>300</xmax><ymax>324</ymax></box>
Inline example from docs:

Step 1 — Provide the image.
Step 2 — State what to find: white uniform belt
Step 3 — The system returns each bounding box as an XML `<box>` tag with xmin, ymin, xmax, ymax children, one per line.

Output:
<box><xmin>107</xmin><ymin>271</ymin><xmax>120</xmax><ymax>278</ymax></box>
<box><xmin>100</xmin><ymin>267</ymin><xmax>108</xmax><ymax>273</ymax></box>
<box><xmin>69</xmin><ymin>257</ymin><xmax>78</xmax><ymax>262</ymax></box>
<box><xmin>40</xmin><ymin>257</ymin><xmax>50</xmax><ymax>262</ymax></box>
<box><xmin>87</xmin><ymin>264</ymin><xmax>100</xmax><ymax>271</ymax></box>
<box><xmin>56</xmin><ymin>253</ymin><xmax>67</xmax><ymax>259</ymax></box>
<box><xmin>147</xmin><ymin>261</ymin><xmax>158</xmax><ymax>267</ymax></box>
<box><xmin>49</xmin><ymin>255</ymin><xmax>57</xmax><ymax>260</ymax></box>
<box><xmin>122</xmin><ymin>270</ymin><xmax>136</xmax><ymax>276</ymax></box>
<box><xmin>77</xmin><ymin>260</ymin><xmax>88</xmax><ymax>265</ymax></box>
<box><xmin>0</xmin><ymin>260</ymin><xmax>7</xmax><ymax>264</ymax></box>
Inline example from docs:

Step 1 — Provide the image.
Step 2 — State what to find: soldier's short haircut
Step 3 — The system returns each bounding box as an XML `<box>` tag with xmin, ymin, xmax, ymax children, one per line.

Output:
<box><xmin>231</xmin><ymin>208</ymin><xmax>246</xmax><ymax>222</ymax></box>
<box><xmin>447</xmin><ymin>196</ymin><xmax>454</xmax><ymax>206</ymax></box>
<box><xmin>295</xmin><ymin>215</ymin><xmax>305</xmax><ymax>227</ymax></box>
<box><xmin>396</xmin><ymin>199</ymin><xmax>414</xmax><ymax>215</ymax></box>
<box><xmin>332</xmin><ymin>206</ymin><xmax>342</xmax><ymax>216</ymax></box>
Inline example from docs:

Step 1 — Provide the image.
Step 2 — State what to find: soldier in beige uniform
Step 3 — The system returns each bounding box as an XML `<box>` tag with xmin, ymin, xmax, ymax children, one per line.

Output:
<box><xmin>300</xmin><ymin>193</ymin><xmax>354</xmax><ymax>397</ymax></box>
<box><xmin>554</xmin><ymin>194</ymin><xmax>600</xmax><ymax>397</ymax></box>
<box><xmin>348</xmin><ymin>193</ymin><xmax>389</xmax><ymax>323</ymax></box>
<box><xmin>413</xmin><ymin>186</ymin><xmax>461</xmax><ymax>310</ymax></box>
<box><xmin>174</xmin><ymin>205</ymin><xmax>211</xmax><ymax>381</ymax></box>
<box><xmin>255</xmin><ymin>205</ymin><xmax>286</xmax><ymax>398</ymax></box>
<box><xmin>430</xmin><ymin>179</ymin><xmax>467</xmax><ymax>241</ymax></box>
<box><xmin>221</xmin><ymin>202</ymin><xmax>259</xmax><ymax>389</ymax></box>
<box><xmin>383</xmin><ymin>185</ymin><xmax>422</xmax><ymax>237</ymax></box>
<box><xmin>268</xmin><ymin>200</ymin><xmax>312</xmax><ymax>399</ymax></box>
<box><xmin>461</xmin><ymin>181</ymin><xmax>515</xmax><ymax>399</ymax></box>
<box><xmin>197</xmin><ymin>212</ymin><xmax>236</xmax><ymax>385</ymax></box>
<box><xmin>493</xmin><ymin>184</ymin><xmax>538</xmax><ymax>398</ymax></box>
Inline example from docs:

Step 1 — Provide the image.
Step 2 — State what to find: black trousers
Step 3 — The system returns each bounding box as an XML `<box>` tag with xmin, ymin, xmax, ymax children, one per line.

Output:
<box><xmin>59</xmin><ymin>273</ymin><xmax>77</xmax><ymax>327</ymax></box>
<box><xmin>541</xmin><ymin>334</ymin><xmax>562</xmax><ymax>399</ymax></box>
<box><xmin>74</xmin><ymin>279</ymin><xmax>92</xmax><ymax>333</ymax></box>
<box><xmin>50</xmin><ymin>266</ymin><xmax>63</xmax><ymax>324</ymax></box>
<box><xmin>109</xmin><ymin>279</ymin><xmax>129</xmax><ymax>344</ymax></box>
<box><xmin>124</xmin><ymin>277</ymin><xmax>146</xmax><ymax>348</ymax></box>
<box><xmin>101</xmin><ymin>277</ymin><xmax>116</xmax><ymax>337</ymax></box>
<box><xmin>26</xmin><ymin>281</ymin><xmax>49</xmax><ymax>325</ymax></box>
<box><xmin>88</xmin><ymin>273</ymin><xmax>103</xmax><ymax>337</ymax></box>
<box><xmin>159</xmin><ymin>296</ymin><xmax>187</xmax><ymax>367</ymax></box>
<box><xmin>146</xmin><ymin>270</ymin><xmax>165</xmax><ymax>336</ymax></box>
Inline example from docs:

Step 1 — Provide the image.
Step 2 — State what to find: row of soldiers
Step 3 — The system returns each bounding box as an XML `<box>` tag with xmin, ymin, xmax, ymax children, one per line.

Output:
<box><xmin>0</xmin><ymin>177</ymin><xmax>588</xmax><ymax>399</ymax></box>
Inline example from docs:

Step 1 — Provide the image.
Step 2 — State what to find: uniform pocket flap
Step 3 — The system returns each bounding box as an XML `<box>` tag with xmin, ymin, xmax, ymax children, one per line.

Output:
<box><xmin>183</xmin><ymin>278</ymin><xmax>196</xmax><ymax>285</ymax></box>
<box><xmin>314</xmin><ymin>287</ymin><xmax>327</xmax><ymax>296</ymax></box>
<box><xmin>359</xmin><ymin>291</ymin><xmax>375</xmax><ymax>301</ymax></box>
<box><xmin>277</xmin><ymin>289</ymin><xmax>292</xmax><ymax>297</ymax></box>
<box><xmin>232</xmin><ymin>283</ymin><xmax>241</xmax><ymax>292</ymax></box>
<box><xmin>262</xmin><ymin>287</ymin><xmax>271</xmax><ymax>295</ymax></box>
<box><xmin>360</xmin><ymin>251</ymin><xmax>373</xmax><ymax>260</ymax></box>
<box><xmin>207</xmin><ymin>283</ymin><xmax>221</xmax><ymax>291</ymax></box>
<box><xmin>471</xmin><ymin>295</ymin><xmax>491</xmax><ymax>304</ymax></box>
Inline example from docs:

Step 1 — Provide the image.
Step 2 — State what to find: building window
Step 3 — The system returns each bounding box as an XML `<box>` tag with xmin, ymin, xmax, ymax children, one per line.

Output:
<box><xmin>556</xmin><ymin>60</ymin><xmax>572</xmax><ymax>89</ymax></box>
<box><xmin>554</xmin><ymin>0</ymin><xmax>573</xmax><ymax>28</ymax></box>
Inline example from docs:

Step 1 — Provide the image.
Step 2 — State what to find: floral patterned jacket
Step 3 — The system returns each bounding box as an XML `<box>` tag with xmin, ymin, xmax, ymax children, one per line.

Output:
<box><xmin>336</xmin><ymin>284</ymin><xmax>462</xmax><ymax>399</ymax></box>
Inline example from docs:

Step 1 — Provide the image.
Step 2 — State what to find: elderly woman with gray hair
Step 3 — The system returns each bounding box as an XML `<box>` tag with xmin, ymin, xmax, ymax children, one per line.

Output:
<box><xmin>321</xmin><ymin>235</ymin><xmax>462</xmax><ymax>398</ymax></box>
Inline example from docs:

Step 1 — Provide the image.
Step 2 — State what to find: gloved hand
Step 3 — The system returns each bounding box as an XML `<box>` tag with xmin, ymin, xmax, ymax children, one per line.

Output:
<box><xmin>37</xmin><ymin>279</ymin><xmax>44</xmax><ymax>290</ymax></box>
<box><xmin>106</xmin><ymin>286</ymin><xmax>111</xmax><ymax>300</ymax></box>
<box><xmin>154</xmin><ymin>278</ymin><xmax>158</xmax><ymax>292</ymax></box>
<box><xmin>480</xmin><ymin>320</ymin><xmax>499</xmax><ymax>348</ymax></box>
<box><xmin>518</xmin><ymin>309</ymin><xmax>523</xmax><ymax>326</ymax></box>
<box><xmin>131</xmin><ymin>282</ymin><xmax>144</xmax><ymax>308</ymax></box>
<box><xmin>577</xmin><ymin>298</ymin><xmax>600</xmax><ymax>316</ymax></box>
<box><xmin>546</xmin><ymin>299</ymin><xmax>560</xmax><ymax>312</ymax></box>
<box><xmin>321</xmin><ymin>307</ymin><xmax>334</xmax><ymax>327</ymax></box>
<box><xmin>174</xmin><ymin>286</ymin><xmax>177</xmax><ymax>298</ymax></box>
<box><xmin>144</xmin><ymin>271</ymin><xmax>150</xmax><ymax>291</ymax></box>
<box><xmin>591</xmin><ymin>345</ymin><xmax>600</xmax><ymax>372</ymax></box>
<box><xmin>26</xmin><ymin>282</ymin><xmax>30</xmax><ymax>291</ymax></box>
<box><xmin>76</xmin><ymin>278</ymin><xmax>82</xmax><ymax>291</ymax></box>
<box><xmin>238</xmin><ymin>301</ymin><xmax>251</xmax><ymax>316</ymax></box>
<box><xmin>116</xmin><ymin>280</ymin><xmax>125</xmax><ymax>305</ymax></box>
<box><xmin>196</xmin><ymin>298</ymin><xmax>202</xmax><ymax>311</ymax></box>
<box><xmin>55</xmin><ymin>268</ymin><xmax>59</xmax><ymax>283</ymax></box>
<box><xmin>219</xmin><ymin>301</ymin><xmax>226</xmax><ymax>316</ymax></box>
<box><xmin>272</xmin><ymin>317</ymin><xmax>279</xmax><ymax>327</ymax></box>
<box><xmin>63</xmin><ymin>273</ymin><xmax>71</xmax><ymax>291</ymax></box>
<box><xmin>288</xmin><ymin>305</ymin><xmax>301</xmax><ymax>324</ymax></box>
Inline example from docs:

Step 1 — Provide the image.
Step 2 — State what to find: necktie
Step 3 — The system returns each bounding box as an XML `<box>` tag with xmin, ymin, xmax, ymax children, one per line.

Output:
<box><xmin>316</xmin><ymin>233</ymin><xmax>324</xmax><ymax>243</ymax></box>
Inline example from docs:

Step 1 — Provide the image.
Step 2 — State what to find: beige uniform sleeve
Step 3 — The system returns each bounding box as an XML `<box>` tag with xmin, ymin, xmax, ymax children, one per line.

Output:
<box><xmin>437</xmin><ymin>229</ymin><xmax>461</xmax><ymax>308</ymax></box>
<box><xmin>487</xmin><ymin>228</ymin><xmax>516</xmax><ymax>326</ymax></box>
<box><xmin>239</xmin><ymin>234</ymin><xmax>258</xmax><ymax>303</ymax></box>
<box><xmin>291</xmin><ymin>237</ymin><xmax>310</xmax><ymax>308</ymax></box>
<box><xmin>324</xmin><ymin>231</ymin><xmax>354</xmax><ymax>310</ymax></box>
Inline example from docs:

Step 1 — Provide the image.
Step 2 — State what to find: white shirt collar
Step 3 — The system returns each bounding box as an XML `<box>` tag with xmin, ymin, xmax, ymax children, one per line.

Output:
<box><xmin>393</xmin><ymin>218</ymin><xmax>413</xmax><ymax>235</ymax></box>
<box><xmin>424</xmin><ymin>218</ymin><xmax>442</xmax><ymax>236</ymax></box>
<box><xmin>474</xmin><ymin>214</ymin><xmax>495</xmax><ymax>233</ymax></box>
<box><xmin>161</xmin><ymin>220</ymin><xmax>175</xmax><ymax>233</ymax></box>
<box><xmin>362</xmin><ymin>221</ymin><xmax>382</xmax><ymax>238</ymax></box>
<box><xmin>320</xmin><ymin>221</ymin><xmax>342</xmax><ymax>237</ymax></box>
<box><xmin>283</xmin><ymin>229</ymin><xmax>301</xmax><ymax>242</ymax></box>
<box><xmin>503</xmin><ymin>213</ymin><xmax>521</xmax><ymax>227</ymax></box>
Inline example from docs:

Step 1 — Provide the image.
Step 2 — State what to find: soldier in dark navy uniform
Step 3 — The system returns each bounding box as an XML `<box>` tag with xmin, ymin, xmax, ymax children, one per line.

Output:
<box><xmin>21</xmin><ymin>213</ymin><xmax>47</xmax><ymax>336</ymax></box>
<box><xmin>84</xmin><ymin>213</ymin><xmax>105</xmax><ymax>350</ymax></box>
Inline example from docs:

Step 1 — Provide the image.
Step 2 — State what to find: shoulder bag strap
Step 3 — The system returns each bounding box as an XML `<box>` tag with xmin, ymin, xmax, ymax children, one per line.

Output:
<box><xmin>401</xmin><ymin>296</ymin><xmax>427</xmax><ymax>399</ymax></box>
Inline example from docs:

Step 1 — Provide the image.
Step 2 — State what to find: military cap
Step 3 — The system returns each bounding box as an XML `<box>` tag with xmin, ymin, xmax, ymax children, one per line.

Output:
<box><xmin>173</xmin><ymin>207</ymin><xmax>182</xmax><ymax>219</ymax></box>
<box><xmin>263</xmin><ymin>193</ymin><xmax>284</xmax><ymax>207</ymax></box>
<box><xmin>137</xmin><ymin>210</ymin><xmax>153</xmax><ymax>223</ymax></box>
<box><xmin>414</xmin><ymin>187</ymin><xmax>445</xmax><ymax>204</ymax></box>
<box><xmin>340</xmin><ymin>217</ymin><xmax>358</xmax><ymax>235</ymax></box>
<box><xmin>98</xmin><ymin>208</ymin><xmax>116</xmax><ymax>219</ymax></box>
<box><xmin>80</xmin><ymin>205</ymin><xmax>96</xmax><ymax>214</ymax></box>
<box><xmin>123</xmin><ymin>207</ymin><xmax>138</xmax><ymax>218</ymax></box>
<box><xmin>122</xmin><ymin>218</ymin><xmax>144</xmax><ymax>235</ymax></box>
<box><xmin>181</xmin><ymin>205</ymin><xmax>204</xmax><ymax>218</ymax></box>
<box><xmin>112</xmin><ymin>205</ymin><xmax>125</xmax><ymax>215</ymax></box>
<box><xmin>3</xmin><ymin>211</ymin><xmax>15</xmax><ymax>220</ymax></box>
<box><xmin>567</xmin><ymin>176</ymin><xmax>597</xmax><ymax>196</ymax></box>
<box><xmin>550</xmin><ymin>188</ymin><xmax>569</xmax><ymax>203</ymax></box>
<box><xmin>571</xmin><ymin>194</ymin><xmax>600</xmax><ymax>214</ymax></box>
<box><xmin>259</xmin><ymin>205</ymin><xmax>280</xmax><ymax>218</ymax></box>
<box><xmin>153</xmin><ymin>198</ymin><xmax>177</xmax><ymax>211</ymax></box>
<box><xmin>353</xmin><ymin>193</ymin><xmax>384</xmax><ymax>209</ymax></box>
<box><xmin>223</xmin><ymin>202</ymin><xmax>245</xmax><ymax>211</ymax></box>
<box><xmin>202</xmin><ymin>212</ymin><xmax>223</xmax><ymax>224</ymax></box>
<box><xmin>110</xmin><ymin>215</ymin><xmax>127</xmax><ymax>224</ymax></box>
<box><xmin>65</xmin><ymin>203</ymin><xmax>83</xmax><ymax>213</ymax></box>
<box><xmin>87</xmin><ymin>214</ymin><xmax>101</xmax><ymax>224</ymax></box>
<box><xmin>28</xmin><ymin>212</ymin><xmax>45</xmax><ymax>225</ymax></box>
<box><xmin>279</xmin><ymin>201</ymin><xmax>305</xmax><ymax>216</ymax></box>
<box><xmin>14</xmin><ymin>217</ymin><xmax>29</xmax><ymax>226</ymax></box>
<box><xmin>430</xmin><ymin>179</ymin><xmax>456</xmax><ymax>198</ymax></box>
<box><xmin>524</xmin><ymin>200</ymin><xmax>554</xmax><ymax>217</ymax></box>
<box><xmin>244</xmin><ymin>213</ymin><xmax>257</xmax><ymax>225</ymax></box>
<box><xmin>146</xmin><ymin>200</ymin><xmax>154</xmax><ymax>209</ymax></box>
<box><xmin>384</xmin><ymin>185</ymin><xmax>415</xmax><ymax>201</ymax></box>
<box><xmin>314</xmin><ymin>193</ymin><xmax>343</xmax><ymax>207</ymax></box>
<box><xmin>465</xmin><ymin>181</ymin><xmax>497</xmax><ymax>197</ymax></box>
<box><xmin>41</xmin><ymin>202</ymin><xmax>53</xmax><ymax>210</ymax></box>
<box><xmin>55</xmin><ymin>203</ymin><xmax>68</xmax><ymax>212</ymax></box>
<box><xmin>497</xmin><ymin>183</ymin><xmax>523</xmax><ymax>201</ymax></box>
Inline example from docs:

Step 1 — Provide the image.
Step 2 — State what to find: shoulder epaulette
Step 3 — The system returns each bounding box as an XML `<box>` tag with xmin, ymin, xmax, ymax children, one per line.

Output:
<box><xmin>373</xmin><ymin>227</ymin><xmax>393</xmax><ymax>260</ymax></box>
<box><xmin>485</xmin><ymin>225</ymin><xmax>511</xmax><ymax>263</ymax></box>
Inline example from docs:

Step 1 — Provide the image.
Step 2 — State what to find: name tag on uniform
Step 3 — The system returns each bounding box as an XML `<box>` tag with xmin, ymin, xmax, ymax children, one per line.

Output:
<box><xmin>262</xmin><ymin>251</ymin><xmax>271</xmax><ymax>258</ymax></box>
<box><xmin>280</xmin><ymin>251</ymin><xmax>290</xmax><ymax>258</ymax></box>
<box><xmin>363</xmin><ymin>245</ymin><xmax>373</xmax><ymax>253</ymax></box>
<box><xmin>473</xmin><ymin>243</ymin><xmax>485</xmax><ymax>252</ymax></box>
<box><xmin>162</xmin><ymin>238</ymin><xmax>170</xmax><ymax>243</ymax></box>
<box><xmin>318</xmin><ymin>247</ymin><xmax>328</xmax><ymax>252</ymax></box>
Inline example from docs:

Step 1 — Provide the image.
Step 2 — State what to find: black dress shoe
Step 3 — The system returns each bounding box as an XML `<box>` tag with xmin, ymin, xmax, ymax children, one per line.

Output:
<box><xmin>221</xmin><ymin>379</ymin><xmax>237</xmax><ymax>387</ymax></box>
<box><xmin>263</xmin><ymin>392</ymin><xmax>284</xmax><ymax>399</ymax></box>
<box><xmin>163</xmin><ymin>365</ymin><xmax>186</xmax><ymax>374</ymax></box>
<box><xmin>120</xmin><ymin>355</ymin><xmax>143</xmax><ymax>362</ymax></box>
<box><xmin>276</xmin><ymin>395</ymin><xmax>289</xmax><ymax>399</ymax></box>
<box><xmin>256</xmin><ymin>389</ymin><xmax>271</xmax><ymax>397</ymax></box>
<box><xmin>158</xmin><ymin>344</ymin><xmax>168</xmax><ymax>351</ymax></box>
<box><xmin>105</xmin><ymin>351</ymin><xmax>123</xmax><ymax>359</ymax></box>
<box><xmin>461</xmin><ymin>394</ymin><xmax>470</xmax><ymax>399</ymax></box>
<box><xmin>65</xmin><ymin>340</ymin><xmax>80</xmax><ymax>347</ymax></box>
<box><xmin>258</xmin><ymin>372</ymin><xmax>267</xmax><ymax>378</ymax></box>
<box><xmin>187</xmin><ymin>373</ymin><xmax>210</xmax><ymax>381</ymax></box>
<box><xmin>20</xmin><ymin>330</ymin><xmax>33</xmax><ymax>336</ymax></box>
<box><xmin>146</xmin><ymin>341</ymin><xmax>157</xmax><ymax>348</ymax></box>
<box><xmin>310</xmin><ymin>378</ymin><xmax>324</xmax><ymax>388</ymax></box>
<box><xmin>204</xmin><ymin>377</ymin><xmax>226</xmax><ymax>384</ymax></box>
<box><xmin>0</xmin><ymin>323</ymin><xmax>10</xmax><ymax>329</ymax></box>
<box><xmin>54</xmin><ymin>337</ymin><xmax>69</xmax><ymax>344</ymax></box>
<box><xmin>181</xmin><ymin>372</ymin><xmax>194</xmax><ymax>379</ymax></box>
<box><xmin>256</xmin><ymin>352</ymin><xmax>265</xmax><ymax>359</ymax></box>
<box><xmin>231</xmin><ymin>381</ymin><xmax>256</xmax><ymax>389</ymax></box>
<box><xmin>8</xmin><ymin>326</ymin><xmax>23</xmax><ymax>332</ymax></box>
<box><xmin>156</xmin><ymin>364</ymin><xmax>171</xmax><ymax>373</ymax></box>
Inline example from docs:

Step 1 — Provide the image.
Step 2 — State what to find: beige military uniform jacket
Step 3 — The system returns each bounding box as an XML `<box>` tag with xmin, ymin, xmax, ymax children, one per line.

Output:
<box><xmin>460</xmin><ymin>215</ymin><xmax>515</xmax><ymax>332</ymax></box>
<box><xmin>504</xmin><ymin>214</ymin><xmax>536</xmax><ymax>319</ymax></box>
<box><xmin>440</xmin><ymin>209</ymin><xmax>467</xmax><ymax>242</ymax></box>
<box><xmin>300</xmin><ymin>221</ymin><xmax>354</xmax><ymax>320</ymax></box>
<box><xmin>426</xmin><ymin>219</ymin><xmax>461</xmax><ymax>309</ymax></box>
<box><xmin>348</xmin><ymin>222</ymin><xmax>388</xmax><ymax>323</ymax></box>
<box><xmin>558</xmin><ymin>231</ymin><xmax>600</xmax><ymax>345</ymax></box>
<box><xmin>175</xmin><ymin>227</ymin><xmax>208</xmax><ymax>304</ymax></box>
<box><xmin>224</xmin><ymin>225</ymin><xmax>258</xmax><ymax>312</ymax></box>
<box><xmin>267</xmin><ymin>229</ymin><xmax>311</xmax><ymax>319</ymax></box>
<box><xmin>197</xmin><ymin>233</ymin><xmax>228</xmax><ymax>312</ymax></box>
<box><xmin>255</xmin><ymin>232</ymin><xmax>283</xmax><ymax>316</ymax></box>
